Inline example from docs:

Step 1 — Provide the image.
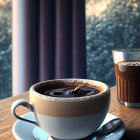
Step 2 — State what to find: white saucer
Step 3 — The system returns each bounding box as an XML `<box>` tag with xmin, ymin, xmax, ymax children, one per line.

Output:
<box><xmin>12</xmin><ymin>112</ymin><xmax>125</xmax><ymax>140</ymax></box>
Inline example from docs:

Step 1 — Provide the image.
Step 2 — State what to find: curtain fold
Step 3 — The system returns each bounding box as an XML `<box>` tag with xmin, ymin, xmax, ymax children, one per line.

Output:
<box><xmin>40</xmin><ymin>0</ymin><xmax>55</xmax><ymax>81</ymax></box>
<box><xmin>24</xmin><ymin>0</ymin><xmax>40</xmax><ymax>89</ymax></box>
<box><xmin>55</xmin><ymin>0</ymin><xmax>72</xmax><ymax>78</ymax></box>
<box><xmin>72</xmin><ymin>0</ymin><xmax>86</xmax><ymax>78</ymax></box>
<box><xmin>12</xmin><ymin>0</ymin><xmax>86</xmax><ymax>95</ymax></box>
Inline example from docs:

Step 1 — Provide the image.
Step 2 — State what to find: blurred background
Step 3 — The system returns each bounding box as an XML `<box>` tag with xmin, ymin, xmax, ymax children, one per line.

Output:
<box><xmin>1</xmin><ymin>0</ymin><xmax>140</xmax><ymax>99</ymax></box>
<box><xmin>0</xmin><ymin>0</ymin><xmax>12</xmax><ymax>99</ymax></box>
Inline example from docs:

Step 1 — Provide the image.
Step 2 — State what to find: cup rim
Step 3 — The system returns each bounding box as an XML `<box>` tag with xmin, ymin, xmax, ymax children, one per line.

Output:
<box><xmin>112</xmin><ymin>48</ymin><xmax>140</xmax><ymax>53</ymax></box>
<box><xmin>30</xmin><ymin>79</ymin><xmax>110</xmax><ymax>102</ymax></box>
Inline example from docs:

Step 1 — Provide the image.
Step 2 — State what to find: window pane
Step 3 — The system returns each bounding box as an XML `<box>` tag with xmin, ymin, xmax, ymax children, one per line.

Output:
<box><xmin>0</xmin><ymin>0</ymin><xmax>12</xmax><ymax>99</ymax></box>
<box><xmin>86</xmin><ymin>0</ymin><xmax>140</xmax><ymax>87</ymax></box>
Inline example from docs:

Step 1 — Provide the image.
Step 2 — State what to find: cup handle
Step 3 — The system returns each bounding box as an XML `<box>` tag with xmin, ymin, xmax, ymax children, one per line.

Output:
<box><xmin>11</xmin><ymin>99</ymin><xmax>39</xmax><ymax>126</ymax></box>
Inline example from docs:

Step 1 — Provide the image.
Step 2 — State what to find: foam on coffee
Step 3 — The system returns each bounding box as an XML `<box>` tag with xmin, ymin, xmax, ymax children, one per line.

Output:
<box><xmin>30</xmin><ymin>79</ymin><xmax>109</xmax><ymax>102</ymax></box>
<box><xmin>118</xmin><ymin>61</ymin><xmax>140</xmax><ymax>66</ymax></box>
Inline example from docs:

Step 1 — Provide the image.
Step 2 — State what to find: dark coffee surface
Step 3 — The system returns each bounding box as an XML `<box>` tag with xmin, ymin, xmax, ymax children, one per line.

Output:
<box><xmin>38</xmin><ymin>86</ymin><xmax>100</xmax><ymax>97</ymax></box>
<box><xmin>115</xmin><ymin>60</ymin><xmax>140</xmax><ymax>102</ymax></box>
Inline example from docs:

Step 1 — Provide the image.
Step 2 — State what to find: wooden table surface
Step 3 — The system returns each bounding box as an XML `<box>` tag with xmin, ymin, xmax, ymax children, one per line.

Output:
<box><xmin>0</xmin><ymin>86</ymin><xmax>140</xmax><ymax>140</ymax></box>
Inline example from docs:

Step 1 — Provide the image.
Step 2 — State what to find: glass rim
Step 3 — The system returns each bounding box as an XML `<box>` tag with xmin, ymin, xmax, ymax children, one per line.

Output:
<box><xmin>112</xmin><ymin>48</ymin><xmax>140</xmax><ymax>53</ymax></box>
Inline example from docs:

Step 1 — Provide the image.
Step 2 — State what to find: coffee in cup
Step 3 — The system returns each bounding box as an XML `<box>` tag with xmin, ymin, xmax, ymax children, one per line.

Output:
<box><xmin>37</xmin><ymin>84</ymin><xmax>100</xmax><ymax>97</ymax></box>
<box><xmin>11</xmin><ymin>79</ymin><xmax>110</xmax><ymax>139</ymax></box>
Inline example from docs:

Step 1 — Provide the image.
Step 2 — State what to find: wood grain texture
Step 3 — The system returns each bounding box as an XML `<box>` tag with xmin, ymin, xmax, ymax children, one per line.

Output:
<box><xmin>109</xmin><ymin>86</ymin><xmax>140</xmax><ymax>140</ymax></box>
<box><xmin>0</xmin><ymin>92</ymin><xmax>29</xmax><ymax>140</ymax></box>
<box><xmin>0</xmin><ymin>87</ymin><xmax>140</xmax><ymax>140</ymax></box>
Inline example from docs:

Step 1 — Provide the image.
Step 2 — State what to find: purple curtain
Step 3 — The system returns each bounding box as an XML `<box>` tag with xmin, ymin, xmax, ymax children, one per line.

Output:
<box><xmin>12</xmin><ymin>0</ymin><xmax>86</xmax><ymax>95</ymax></box>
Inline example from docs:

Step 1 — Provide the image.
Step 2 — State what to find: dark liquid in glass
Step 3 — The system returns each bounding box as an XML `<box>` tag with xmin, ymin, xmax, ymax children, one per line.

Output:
<box><xmin>114</xmin><ymin>60</ymin><xmax>140</xmax><ymax>103</ymax></box>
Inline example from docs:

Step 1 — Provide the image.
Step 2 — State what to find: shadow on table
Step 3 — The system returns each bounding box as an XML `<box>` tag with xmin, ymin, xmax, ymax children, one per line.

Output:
<box><xmin>122</xmin><ymin>128</ymin><xmax>140</xmax><ymax>140</ymax></box>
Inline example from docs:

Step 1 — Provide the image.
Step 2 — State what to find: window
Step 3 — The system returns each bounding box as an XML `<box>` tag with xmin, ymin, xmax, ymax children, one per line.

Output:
<box><xmin>0</xmin><ymin>0</ymin><xmax>12</xmax><ymax>99</ymax></box>
<box><xmin>86</xmin><ymin>0</ymin><xmax>140</xmax><ymax>87</ymax></box>
<box><xmin>1</xmin><ymin>0</ymin><xmax>140</xmax><ymax>99</ymax></box>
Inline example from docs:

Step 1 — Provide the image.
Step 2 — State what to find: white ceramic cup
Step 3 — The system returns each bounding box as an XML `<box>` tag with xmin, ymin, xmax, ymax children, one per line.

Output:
<box><xmin>11</xmin><ymin>79</ymin><xmax>110</xmax><ymax>139</ymax></box>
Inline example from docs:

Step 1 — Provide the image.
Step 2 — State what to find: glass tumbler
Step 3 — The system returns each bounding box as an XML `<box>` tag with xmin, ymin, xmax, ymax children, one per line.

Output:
<box><xmin>112</xmin><ymin>49</ymin><xmax>140</xmax><ymax>107</ymax></box>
